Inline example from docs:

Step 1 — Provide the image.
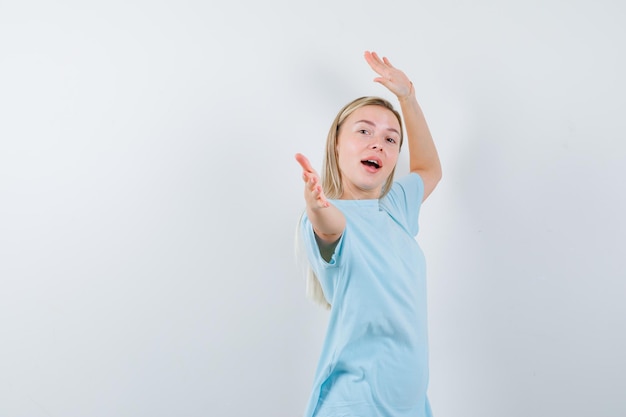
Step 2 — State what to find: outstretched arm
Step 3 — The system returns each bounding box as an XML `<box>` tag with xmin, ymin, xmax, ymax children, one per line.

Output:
<box><xmin>364</xmin><ymin>51</ymin><xmax>442</xmax><ymax>201</ymax></box>
<box><xmin>295</xmin><ymin>153</ymin><xmax>346</xmax><ymax>245</ymax></box>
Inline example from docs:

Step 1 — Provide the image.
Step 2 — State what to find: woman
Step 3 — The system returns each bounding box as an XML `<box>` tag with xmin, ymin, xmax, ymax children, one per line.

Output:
<box><xmin>295</xmin><ymin>50</ymin><xmax>442</xmax><ymax>417</ymax></box>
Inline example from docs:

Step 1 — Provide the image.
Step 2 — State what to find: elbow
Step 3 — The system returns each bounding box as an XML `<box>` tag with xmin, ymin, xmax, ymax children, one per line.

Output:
<box><xmin>430</xmin><ymin>168</ymin><xmax>443</xmax><ymax>192</ymax></box>
<box><xmin>434</xmin><ymin>164</ymin><xmax>443</xmax><ymax>184</ymax></box>
<box><xmin>411</xmin><ymin>163</ymin><xmax>442</xmax><ymax>200</ymax></box>
<box><xmin>411</xmin><ymin>161</ymin><xmax>442</xmax><ymax>184</ymax></box>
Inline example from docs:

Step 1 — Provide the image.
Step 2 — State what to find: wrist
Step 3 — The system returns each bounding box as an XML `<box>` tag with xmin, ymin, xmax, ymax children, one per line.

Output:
<box><xmin>398</xmin><ymin>82</ymin><xmax>415</xmax><ymax>103</ymax></box>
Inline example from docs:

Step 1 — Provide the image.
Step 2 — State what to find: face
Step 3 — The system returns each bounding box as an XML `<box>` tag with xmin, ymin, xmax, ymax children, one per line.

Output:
<box><xmin>336</xmin><ymin>105</ymin><xmax>401</xmax><ymax>199</ymax></box>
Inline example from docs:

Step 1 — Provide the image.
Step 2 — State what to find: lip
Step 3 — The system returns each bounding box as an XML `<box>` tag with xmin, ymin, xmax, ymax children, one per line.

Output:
<box><xmin>360</xmin><ymin>156</ymin><xmax>383</xmax><ymax>173</ymax></box>
<box><xmin>361</xmin><ymin>156</ymin><xmax>383</xmax><ymax>167</ymax></box>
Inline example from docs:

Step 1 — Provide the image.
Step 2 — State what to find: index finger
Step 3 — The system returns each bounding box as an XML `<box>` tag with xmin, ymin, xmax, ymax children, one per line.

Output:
<box><xmin>364</xmin><ymin>50</ymin><xmax>387</xmax><ymax>75</ymax></box>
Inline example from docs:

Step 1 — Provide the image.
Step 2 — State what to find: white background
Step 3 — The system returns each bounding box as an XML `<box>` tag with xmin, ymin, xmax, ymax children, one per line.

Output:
<box><xmin>1</xmin><ymin>1</ymin><xmax>625</xmax><ymax>416</ymax></box>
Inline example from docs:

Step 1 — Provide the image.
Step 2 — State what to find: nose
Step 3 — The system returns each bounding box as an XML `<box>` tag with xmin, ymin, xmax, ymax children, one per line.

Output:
<box><xmin>371</xmin><ymin>140</ymin><xmax>384</xmax><ymax>151</ymax></box>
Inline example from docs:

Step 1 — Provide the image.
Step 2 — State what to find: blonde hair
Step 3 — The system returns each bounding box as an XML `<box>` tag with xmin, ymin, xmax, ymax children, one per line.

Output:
<box><xmin>297</xmin><ymin>97</ymin><xmax>404</xmax><ymax>308</ymax></box>
<box><xmin>295</xmin><ymin>212</ymin><xmax>332</xmax><ymax>309</ymax></box>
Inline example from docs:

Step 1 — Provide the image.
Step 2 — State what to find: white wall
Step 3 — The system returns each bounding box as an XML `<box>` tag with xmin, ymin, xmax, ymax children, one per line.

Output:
<box><xmin>1</xmin><ymin>1</ymin><xmax>624</xmax><ymax>416</ymax></box>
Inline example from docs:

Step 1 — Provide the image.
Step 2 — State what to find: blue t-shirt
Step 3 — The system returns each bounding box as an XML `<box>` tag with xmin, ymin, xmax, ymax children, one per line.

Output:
<box><xmin>301</xmin><ymin>173</ymin><xmax>432</xmax><ymax>417</ymax></box>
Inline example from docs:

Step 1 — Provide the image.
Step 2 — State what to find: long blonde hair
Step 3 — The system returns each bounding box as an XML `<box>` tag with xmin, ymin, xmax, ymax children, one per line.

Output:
<box><xmin>297</xmin><ymin>97</ymin><xmax>404</xmax><ymax>308</ymax></box>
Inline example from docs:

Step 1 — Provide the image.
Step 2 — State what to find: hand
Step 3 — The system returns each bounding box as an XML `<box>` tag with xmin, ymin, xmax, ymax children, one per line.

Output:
<box><xmin>364</xmin><ymin>51</ymin><xmax>414</xmax><ymax>101</ymax></box>
<box><xmin>295</xmin><ymin>153</ymin><xmax>330</xmax><ymax>209</ymax></box>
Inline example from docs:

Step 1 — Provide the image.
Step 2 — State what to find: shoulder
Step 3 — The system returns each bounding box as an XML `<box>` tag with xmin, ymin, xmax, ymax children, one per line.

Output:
<box><xmin>380</xmin><ymin>173</ymin><xmax>424</xmax><ymax>236</ymax></box>
<box><xmin>386</xmin><ymin>172</ymin><xmax>424</xmax><ymax>206</ymax></box>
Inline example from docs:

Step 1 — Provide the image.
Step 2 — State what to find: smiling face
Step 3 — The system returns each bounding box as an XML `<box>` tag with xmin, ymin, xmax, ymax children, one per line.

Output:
<box><xmin>336</xmin><ymin>105</ymin><xmax>402</xmax><ymax>199</ymax></box>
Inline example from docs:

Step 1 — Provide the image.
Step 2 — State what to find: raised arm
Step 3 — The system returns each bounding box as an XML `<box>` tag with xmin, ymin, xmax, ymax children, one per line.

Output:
<box><xmin>364</xmin><ymin>51</ymin><xmax>442</xmax><ymax>201</ymax></box>
<box><xmin>295</xmin><ymin>153</ymin><xmax>346</xmax><ymax>246</ymax></box>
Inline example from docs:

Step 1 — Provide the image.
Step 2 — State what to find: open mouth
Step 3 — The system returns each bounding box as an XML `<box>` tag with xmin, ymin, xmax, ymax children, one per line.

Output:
<box><xmin>361</xmin><ymin>159</ymin><xmax>382</xmax><ymax>170</ymax></box>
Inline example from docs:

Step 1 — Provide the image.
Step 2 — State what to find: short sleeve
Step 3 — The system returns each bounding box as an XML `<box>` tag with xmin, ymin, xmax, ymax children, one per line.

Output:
<box><xmin>299</xmin><ymin>212</ymin><xmax>345</xmax><ymax>274</ymax></box>
<box><xmin>380</xmin><ymin>172</ymin><xmax>424</xmax><ymax>236</ymax></box>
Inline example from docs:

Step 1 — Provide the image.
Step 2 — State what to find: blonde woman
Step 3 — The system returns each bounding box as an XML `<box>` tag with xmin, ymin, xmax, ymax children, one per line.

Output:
<box><xmin>295</xmin><ymin>51</ymin><xmax>442</xmax><ymax>417</ymax></box>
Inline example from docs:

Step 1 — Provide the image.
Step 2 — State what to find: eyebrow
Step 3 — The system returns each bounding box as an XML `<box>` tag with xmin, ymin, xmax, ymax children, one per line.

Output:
<box><xmin>354</xmin><ymin>120</ymin><xmax>400</xmax><ymax>136</ymax></box>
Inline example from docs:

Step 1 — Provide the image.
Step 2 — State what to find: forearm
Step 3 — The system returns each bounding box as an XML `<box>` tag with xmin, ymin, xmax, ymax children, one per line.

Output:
<box><xmin>306</xmin><ymin>204</ymin><xmax>346</xmax><ymax>244</ymax></box>
<box><xmin>399</xmin><ymin>90</ymin><xmax>442</xmax><ymax>179</ymax></box>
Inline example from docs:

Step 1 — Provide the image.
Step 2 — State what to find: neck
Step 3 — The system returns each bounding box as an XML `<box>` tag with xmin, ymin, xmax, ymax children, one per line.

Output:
<box><xmin>340</xmin><ymin>185</ymin><xmax>381</xmax><ymax>200</ymax></box>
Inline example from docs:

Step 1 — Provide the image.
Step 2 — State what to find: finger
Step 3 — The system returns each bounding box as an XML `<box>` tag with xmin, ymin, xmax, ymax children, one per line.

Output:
<box><xmin>313</xmin><ymin>186</ymin><xmax>330</xmax><ymax>208</ymax></box>
<box><xmin>303</xmin><ymin>173</ymin><xmax>317</xmax><ymax>189</ymax></box>
<box><xmin>295</xmin><ymin>153</ymin><xmax>316</xmax><ymax>173</ymax></box>
<box><xmin>382</xmin><ymin>56</ymin><xmax>395</xmax><ymax>68</ymax></box>
<box><xmin>318</xmin><ymin>195</ymin><xmax>330</xmax><ymax>208</ymax></box>
<box><xmin>306</xmin><ymin>176</ymin><xmax>325</xmax><ymax>200</ymax></box>
<box><xmin>373</xmin><ymin>76</ymin><xmax>395</xmax><ymax>92</ymax></box>
<box><xmin>364</xmin><ymin>50</ymin><xmax>386</xmax><ymax>74</ymax></box>
<box><xmin>369</xmin><ymin>51</ymin><xmax>385</xmax><ymax>66</ymax></box>
<box><xmin>308</xmin><ymin>175</ymin><xmax>319</xmax><ymax>189</ymax></box>
<box><xmin>366</xmin><ymin>53</ymin><xmax>400</xmax><ymax>88</ymax></box>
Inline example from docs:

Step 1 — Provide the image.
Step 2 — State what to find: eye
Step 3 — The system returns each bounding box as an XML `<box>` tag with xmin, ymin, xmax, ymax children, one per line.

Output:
<box><xmin>359</xmin><ymin>129</ymin><xmax>369</xmax><ymax>135</ymax></box>
<box><xmin>386</xmin><ymin>137</ymin><xmax>397</xmax><ymax>144</ymax></box>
